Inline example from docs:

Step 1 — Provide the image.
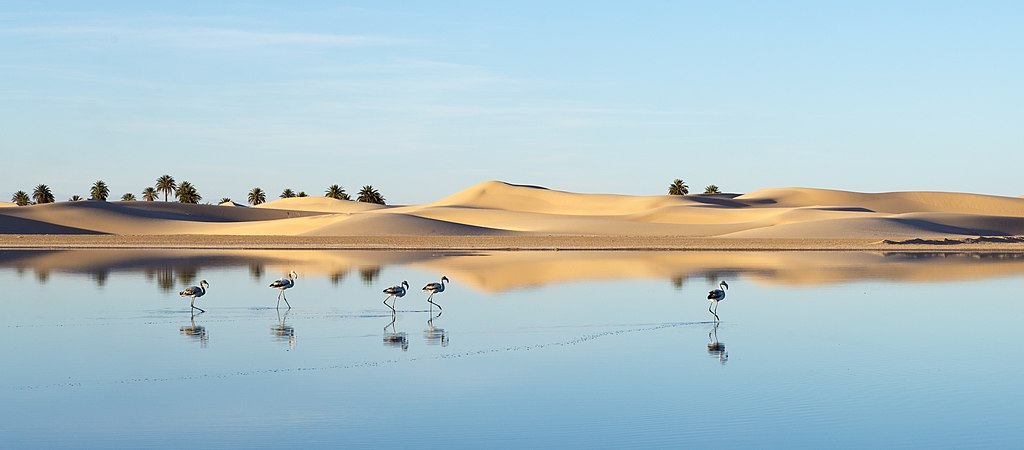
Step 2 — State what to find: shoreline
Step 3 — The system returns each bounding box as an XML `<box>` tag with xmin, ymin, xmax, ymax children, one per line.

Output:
<box><xmin>3</xmin><ymin>235</ymin><xmax>1024</xmax><ymax>252</ymax></box>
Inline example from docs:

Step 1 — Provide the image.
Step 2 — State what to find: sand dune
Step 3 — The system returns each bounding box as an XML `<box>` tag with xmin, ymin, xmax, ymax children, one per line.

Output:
<box><xmin>255</xmin><ymin>197</ymin><xmax>385</xmax><ymax>213</ymax></box>
<box><xmin>3</xmin><ymin>181</ymin><xmax>1024</xmax><ymax>240</ymax></box>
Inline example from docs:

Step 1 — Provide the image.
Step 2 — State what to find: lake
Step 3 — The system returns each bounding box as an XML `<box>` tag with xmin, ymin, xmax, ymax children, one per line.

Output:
<box><xmin>1</xmin><ymin>249</ymin><xmax>1022</xmax><ymax>448</ymax></box>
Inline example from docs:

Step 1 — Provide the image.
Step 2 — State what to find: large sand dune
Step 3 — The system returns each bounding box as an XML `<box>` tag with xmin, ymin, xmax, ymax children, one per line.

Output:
<box><xmin>3</xmin><ymin>181</ymin><xmax>1024</xmax><ymax>240</ymax></box>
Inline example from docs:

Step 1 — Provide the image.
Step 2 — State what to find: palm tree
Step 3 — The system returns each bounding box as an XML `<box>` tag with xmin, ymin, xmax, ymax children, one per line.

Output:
<box><xmin>248</xmin><ymin>187</ymin><xmax>266</xmax><ymax>205</ymax></box>
<box><xmin>90</xmin><ymin>180</ymin><xmax>110</xmax><ymax>201</ymax></box>
<box><xmin>219</xmin><ymin>197</ymin><xmax>232</xmax><ymax>204</ymax></box>
<box><xmin>69</xmin><ymin>195</ymin><xmax>83</xmax><ymax>202</ymax></box>
<box><xmin>297</xmin><ymin>191</ymin><xmax>307</xmax><ymax>197</ymax></box>
<box><xmin>141</xmin><ymin>187</ymin><xmax>159</xmax><ymax>201</ymax></box>
<box><xmin>668</xmin><ymin>179</ymin><xmax>689</xmax><ymax>196</ymax></box>
<box><xmin>175</xmin><ymin>181</ymin><xmax>202</xmax><ymax>204</ymax></box>
<box><xmin>121</xmin><ymin>193</ymin><xmax>136</xmax><ymax>201</ymax></box>
<box><xmin>704</xmin><ymin>185</ymin><xmax>721</xmax><ymax>195</ymax></box>
<box><xmin>11</xmin><ymin>191</ymin><xmax>30</xmax><ymax>206</ymax></box>
<box><xmin>155</xmin><ymin>175</ymin><xmax>176</xmax><ymax>202</ymax></box>
<box><xmin>325</xmin><ymin>184</ymin><xmax>350</xmax><ymax>200</ymax></box>
<box><xmin>280</xmin><ymin>188</ymin><xmax>296</xmax><ymax>198</ymax></box>
<box><xmin>357</xmin><ymin>185</ymin><xmax>386</xmax><ymax>205</ymax></box>
<box><xmin>32</xmin><ymin>184</ymin><xmax>54</xmax><ymax>204</ymax></box>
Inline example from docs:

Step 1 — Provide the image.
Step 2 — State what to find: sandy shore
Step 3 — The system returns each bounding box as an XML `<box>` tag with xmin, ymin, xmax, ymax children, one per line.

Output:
<box><xmin>3</xmin><ymin>234</ymin><xmax>1024</xmax><ymax>251</ymax></box>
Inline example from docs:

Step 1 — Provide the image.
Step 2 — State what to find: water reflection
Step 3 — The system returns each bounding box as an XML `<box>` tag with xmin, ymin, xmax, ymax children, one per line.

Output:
<box><xmin>4</xmin><ymin>249</ymin><xmax>1024</xmax><ymax>293</ymax></box>
<box><xmin>180</xmin><ymin>312</ymin><xmax>209</xmax><ymax>348</ymax></box>
<box><xmin>707</xmin><ymin>322</ymin><xmax>727</xmax><ymax>365</ymax></box>
<box><xmin>359</xmin><ymin>266</ymin><xmax>381</xmax><ymax>286</ymax></box>
<box><xmin>249</xmin><ymin>264</ymin><xmax>264</xmax><ymax>279</ymax></box>
<box><xmin>271</xmin><ymin>309</ymin><xmax>296</xmax><ymax>349</ymax></box>
<box><xmin>329</xmin><ymin>271</ymin><xmax>348</xmax><ymax>286</ymax></box>
<box><xmin>383</xmin><ymin>313</ymin><xmax>409</xmax><ymax>351</ymax></box>
<box><xmin>423</xmin><ymin>312</ymin><xmax>448</xmax><ymax>347</ymax></box>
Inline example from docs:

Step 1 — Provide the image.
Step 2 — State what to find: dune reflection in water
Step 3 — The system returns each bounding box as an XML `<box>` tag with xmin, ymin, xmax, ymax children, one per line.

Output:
<box><xmin>3</xmin><ymin>249</ymin><xmax>1024</xmax><ymax>293</ymax></box>
<box><xmin>2</xmin><ymin>247</ymin><xmax>1023</xmax><ymax>449</ymax></box>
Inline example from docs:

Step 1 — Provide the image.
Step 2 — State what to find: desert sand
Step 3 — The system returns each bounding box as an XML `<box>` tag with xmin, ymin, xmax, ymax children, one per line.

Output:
<box><xmin>3</xmin><ymin>181</ymin><xmax>1024</xmax><ymax>250</ymax></box>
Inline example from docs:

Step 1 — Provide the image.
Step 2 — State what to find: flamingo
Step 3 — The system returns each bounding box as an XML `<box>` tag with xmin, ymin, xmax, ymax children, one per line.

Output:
<box><xmin>179</xmin><ymin>280</ymin><xmax>209</xmax><ymax>313</ymax></box>
<box><xmin>382</xmin><ymin>280</ymin><xmax>410</xmax><ymax>313</ymax></box>
<box><xmin>707</xmin><ymin>280</ymin><xmax>728</xmax><ymax>322</ymax></box>
<box><xmin>422</xmin><ymin>276</ymin><xmax>449</xmax><ymax>313</ymax></box>
<box><xmin>269</xmin><ymin>271</ymin><xmax>298</xmax><ymax>309</ymax></box>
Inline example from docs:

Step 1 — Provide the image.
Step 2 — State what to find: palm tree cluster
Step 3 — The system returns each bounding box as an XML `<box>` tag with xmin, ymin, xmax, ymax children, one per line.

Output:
<box><xmin>10</xmin><ymin>191</ymin><xmax>30</xmax><ymax>206</ymax></box>
<box><xmin>325</xmin><ymin>184</ymin><xmax>351</xmax><ymax>200</ymax></box>
<box><xmin>248</xmin><ymin>187</ymin><xmax>267</xmax><ymax>205</ymax></box>
<box><xmin>155</xmin><ymin>175</ymin><xmax>176</xmax><ymax>202</ymax></box>
<box><xmin>667</xmin><ymin>179</ymin><xmax>722</xmax><ymax>195</ymax></box>
<box><xmin>91</xmin><ymin>180</ymin><xmax>110</xmax><ymax>201</ymax></box>
<box><xmin>141</xmin><ymin>187</ymin><xmax>159</xmax><ymax>201</ymax></box>
<box><xmin>8</xmin><ymin>177</ymin><xmax>386</xmax><ymax>207</ymax></box>
<box><xmin>668</xmin><ymin>179</ymin><xmax>689</xmax><ymax>196</ymax></box>
<box><xmin>175</xmin><ymin>181</ymin><xmax>202</xmax><ymax>204</ymax></box>
<box><xmin>357</xmin><ymin>185</ymin><xmax>386</xmax><ymax>205</ymax></box>
<box><xmin>33</xmin><ymin>184</ymin><xmax>54</xmax><ymax>204</ymax></box>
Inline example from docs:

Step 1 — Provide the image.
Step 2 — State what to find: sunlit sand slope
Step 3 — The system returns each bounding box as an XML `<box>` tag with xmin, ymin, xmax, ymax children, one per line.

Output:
<box><xmin>3</xmin><ymin>182</ymin><xmax>1024</xmax><ymax>238</ymax></box>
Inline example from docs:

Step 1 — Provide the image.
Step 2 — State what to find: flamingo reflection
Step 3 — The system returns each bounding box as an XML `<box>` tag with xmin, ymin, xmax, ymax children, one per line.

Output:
<box><xmin>707</xmin><ymin>322</ymin><xmax>728</xmax><ymax>365</ymax></box>
<box><xmin>423</xmin><ymin>312</ymin><xmax>449</xmax><ymax>346</ymax></box>
<box><xmin>271</xmin><ymin>309</ymin><xmax>296</xmax><ymax>349</ymax></box>
<box><xmin>180</xmin><ymin>311</ymin><xmax>208</xmax><ymax>348</ymax></box>
<box><xmin>383</xmin><ymin>312</ymin><xmax>409</xmax><ymax>351</ymax></box>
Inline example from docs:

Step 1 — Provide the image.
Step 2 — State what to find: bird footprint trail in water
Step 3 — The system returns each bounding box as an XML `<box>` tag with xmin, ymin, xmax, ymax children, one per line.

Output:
<box><xmin>10</xmin><ymin>321</ymin><xmax>701</xmax><ymax>391</ymax></box>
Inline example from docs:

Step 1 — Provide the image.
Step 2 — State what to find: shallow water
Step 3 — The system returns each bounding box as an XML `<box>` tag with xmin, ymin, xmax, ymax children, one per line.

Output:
<box><xmin>1</xmin><ymin>250</ymin><xmax>1023</xmax><ymax>448</ymax></box>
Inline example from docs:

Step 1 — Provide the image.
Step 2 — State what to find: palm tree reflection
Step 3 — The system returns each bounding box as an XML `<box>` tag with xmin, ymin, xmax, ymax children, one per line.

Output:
<box><xmin>271</xmin><ymin>309</ymin><xmax>296</xmax><ymax>349</ymax></box>
<box><xmin>707</xmin><ymin>322</ymin><xmax>728</xmax><ymax>365</ymax></box>
<box><xmin>423</xmin><ymin>312</ymin><xmax>449</xmax><ymax>346</ymax></box>
<box><xmin>180</xmin><ymin>311</ymin><xmax>209</xmax><ymax>348</ymax></box>
<box><xmin>359</xmin><ymin>266</ymin><xmax>381</xmax><ymax>286</ymax></box>
<box><xmin>383</xmin><ymin>312</ymin><xmax>409</xmax><ymax>351</ymax></box>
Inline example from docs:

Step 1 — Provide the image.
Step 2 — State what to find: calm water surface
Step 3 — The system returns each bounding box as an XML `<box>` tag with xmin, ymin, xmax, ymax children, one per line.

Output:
<box><xmin>1</xmin><ymin>250</ymin><xmax>1022</xmax><ymax>448</ymax></box>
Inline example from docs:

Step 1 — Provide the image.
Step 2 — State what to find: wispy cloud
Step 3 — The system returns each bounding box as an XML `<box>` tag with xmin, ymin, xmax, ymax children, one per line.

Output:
<box><xmin>0</xmin><ymin>25</ymin><xmax>395</xmax><ymax>48</ymax></box>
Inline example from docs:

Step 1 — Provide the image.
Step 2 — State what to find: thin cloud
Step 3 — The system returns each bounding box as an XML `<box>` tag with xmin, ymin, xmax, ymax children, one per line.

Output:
<box><xmin>1</xmin><ymin>25</ymin><xmax>396</xmax><ymax>48</ymax></box>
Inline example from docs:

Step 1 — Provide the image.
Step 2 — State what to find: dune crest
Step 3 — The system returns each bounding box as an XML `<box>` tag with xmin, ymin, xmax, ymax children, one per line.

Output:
<box><xmin>3</xmin><ymin>181</ymin><xmax>1024</xmax><ymax>239</ymax></box>
<box><xmin>256</xmin><ymin>196</ymin><xmax>386</xmax><ymax>213</ymax></box>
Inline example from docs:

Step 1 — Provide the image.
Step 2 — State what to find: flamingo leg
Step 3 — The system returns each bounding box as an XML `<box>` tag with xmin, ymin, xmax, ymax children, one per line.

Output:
<box><xmin>709</xmin><ymin>302</ymin><xmax>719</xmax><ymax>322</ymax></box>
<box><xmin>383</xmin><ymin>295</ymin><xmax>395</xmax><ymax>313</ymax></box>
<box><xmin>191</xmin><ymin>297</ymin><xmax>205</xmax><ymax>313</ymax></box>
<box><xmin>276</xmin><ymin>290</ymin><xmax>282</xmax><ymax>309</ymax></box>
<box><xmin>427</xmin><ymin>293</ymin><xmax>442</xmax><ymax>314</ymax></box>
<box><xmin>283</xmin><ymin>291</ymin><xmax>291</xmax><ymax>309</ymax></box>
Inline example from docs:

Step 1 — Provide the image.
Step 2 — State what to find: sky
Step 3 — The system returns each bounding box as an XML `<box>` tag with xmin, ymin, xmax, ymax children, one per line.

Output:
<box><xmin>2</xmin><ymin>1</ymin><xmax>1022</xmax><ymax>204</ymax></box>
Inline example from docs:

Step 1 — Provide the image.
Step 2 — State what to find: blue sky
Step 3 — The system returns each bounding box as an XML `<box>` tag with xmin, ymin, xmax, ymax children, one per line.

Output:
<box><xmin>2</xmin><ymin>1</ymin><xmax>1022</xmax><ymax>204</ymax></box>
